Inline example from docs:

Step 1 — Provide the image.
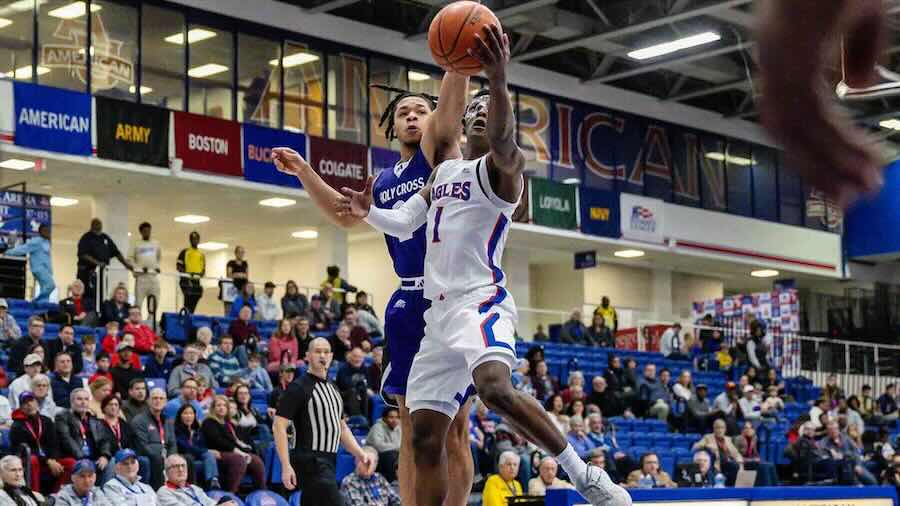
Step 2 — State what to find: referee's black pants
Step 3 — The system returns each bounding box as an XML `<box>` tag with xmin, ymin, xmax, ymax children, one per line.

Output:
<box><xmin>292</xmin><ymin>450</ymin><xmax>343</xmax><ymax>506</ymax></box>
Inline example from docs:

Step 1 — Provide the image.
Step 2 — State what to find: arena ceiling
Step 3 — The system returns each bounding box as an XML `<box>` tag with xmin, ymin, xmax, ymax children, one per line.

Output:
<box><xmin>278</xmin><ymin>0</ymin><xmax>900</xmax><ymax>137</ymax></box>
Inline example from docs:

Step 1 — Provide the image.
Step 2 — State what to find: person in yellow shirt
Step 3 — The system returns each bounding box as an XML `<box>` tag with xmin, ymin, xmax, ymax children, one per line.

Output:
<box><xmin>176</xmin><ymin>231</ymin><xmax>206</xmax><ymax>314</ymax></box>
<box><xmin>594</xmin><ymin>296</ymin><xmax>618</xmax><ymax>333</ymax></box>
<box><xmin>716</xmin><ymin>342</ymin><xmax>734</xmax><ymax>372</ymax></box>
<box><xmin>483</xmin><ymin>451</ymin><xmax>523</xmax><ymax>506</ymax></box>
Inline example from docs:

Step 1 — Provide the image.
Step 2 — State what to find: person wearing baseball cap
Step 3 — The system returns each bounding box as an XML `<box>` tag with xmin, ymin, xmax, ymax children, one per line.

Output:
<box><xmin>54</xmin><ymin>459</ymin><xmax>113</xmax><ymax>506</ymax></box>
<box><xmin>103</xmin><ymin>449</ymin><xmax>157</xmax><ymax>505</ymax></box>
<box><xmin>8</xmin><ymin>354</ymin><xmax>45</xmax><ymax>410</ymax></box>
<box><xmin>739</xmin><ymin>384</ymin><xmax>763</xmax><ymax>422</ymax></box>
<box><xmin>0</xmin><ymin>297</ymin><xmax>22</xmax><ymax>346</ymax></box>
<box><xmin>110</xmin><ymin>340</ymin><xmax>142</xmax><ymax>398</ymax></box>
<box><xmin>11</xmin><ymin>390</ymin><xmax>76</xmax><ymax>493</ymax></box>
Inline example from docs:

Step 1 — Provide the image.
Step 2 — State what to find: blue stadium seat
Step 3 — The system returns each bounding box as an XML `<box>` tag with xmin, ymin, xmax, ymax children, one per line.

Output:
<box><xmin>208</xmin><ymin>491</ymin><xmax>244</xmax><ymax>506</ymax></box>
<box><xmin>289</xmin><ymin>492</ymin><xmax>301</xmax><ymax>506</ymax></box>
<box><xmin>146</xmin><ymin>378</ymin><xmax>166</xmax><ymax>393</ymax></box>
<box><xmin>245</xmin><ymin>491</ymin><xmax>288</xmax><ymax>506</ymax></box>
<box><xmin>660</xmin><ymin>456</ymin><xmax>675</xmax><ymax>476</ymax></box>
<box><xmin>336</xmin><ymin>453</ymin><xmax>355</xmax><ymax>483</ymax></box>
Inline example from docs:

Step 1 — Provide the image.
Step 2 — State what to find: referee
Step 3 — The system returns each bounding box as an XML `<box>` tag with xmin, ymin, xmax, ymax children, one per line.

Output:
<box><xmin>274</xmin><ymin>337</ymin><xmax>372</xmax><ymax>505</ymax></box>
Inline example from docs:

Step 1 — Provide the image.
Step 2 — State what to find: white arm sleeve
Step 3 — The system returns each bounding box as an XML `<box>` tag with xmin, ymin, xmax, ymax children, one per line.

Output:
<box><xmin>364</xmin><ymin>193</ymin><xmax>428</xmax><ymax>241</ymax></box>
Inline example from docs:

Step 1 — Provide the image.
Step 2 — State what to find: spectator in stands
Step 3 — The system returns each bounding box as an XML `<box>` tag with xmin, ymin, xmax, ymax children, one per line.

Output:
<box><xmin>545</xmin><ymin>395</ymin><xmax>567</xmax><ymax>434</ymax></box>
<box><xmin>746</xmin><ymin>323</ymin><xmax>770</xmax><ymax>372</ymax></box>
<box><xmin>130</xmin><ymin>388</ymin><xmax>176</xmax><ymax>489</ymax></box>
<box><xmin>111</xmin><ymin>343</ymin><xmax>143</xmax><ymax>397</ymax></box>
<box><xmin>267</xmin><ymin>319</ymin><xmax>299</xmax><ymax>374</ymax></box>
<box><xmin>281</xmin><ymin>280</ymin><xmax>308</xmax><ymax>319</ymax></box>
<box><xmin>689</xmin><ymin>451</ymin><xmax>716</xmax><ymax>487</ymax></box>
<box><xmin>9</xmin><ymin>354</ymin><xmax>45</xmax><ymax>410</ymax></box>
<box><xmin>81</xmin><ymin>336</ymin><xmax>98</xmax><ymax>377</ymax></box>
<box><xmin>625</xmin><ymin>453</ymin><xmax>677</xmax><ymax>488</ymax></box>
<box><xmin>100</xmin><ymin>285</ymin><xmax>131</xmax><ymax>327</ymax></box>
<box><xmin>859</xmin><ymin>385</ymin><xmax>877</xmax><ymax>422</ymax></box>
<box><xmin>594</xmin><ymin>297</ymin><xmax>618</xmax><ymax>333</ymax></box>
<box><xmin>588</xmin><ymin>449</ymin><xmax>614</xmax><ymax>482</ymax></box>
<box><xmin>878</xmin><ymin>383</ymin><xmax>899</xmax><ymax>423</ymax></box>
<box><xmin>363</xmin><ymin>346</ymin><xmax>381</xmax><ymax>394</ymax></box>
<box><xmin>31</xmin><ymin>375</ymin><xmax>57</xmax><ymax>419</ymax></box>
<box><xmin>156</xmin><ymin>454</ymin><xmax>221</xmax><ymax>506</ymax></box>
<box><xmin>93</xmin><ymin>397</ymin><xmax>138</xmax><ymax>475</ymax></box>
<box><xmin>292</xmin><ymin>316</ymin><xmax>314</xmax><ymax>358</ymax></box>
<box><xmin>54</xmin><ymin>459</ymin><xmax>112</xmax><ymax>506</ymax></box>
<box><xmin>228</xmin><ymin>284</ymin><xmax>257</xmax><ymax>320</ymax></box>
<box><xmin>716</xmin><ymin>342</ymin><xmax>733</xmax><ymax>374</ymax></box>
<box><xmin>686</xmin><ymin>384</ymin><xmax>713</xmax><ymax>432</ymax></box>
<box><xmin>588</xmin><ymin>376</ymin><xmax>622</xmax><ymax>417</ymax></box>
<box><xmin>482</xmin><ymin>451</ymin><xmax>523</xmax><ymax>506</ymax></box>
<box><xmin>0</xmin><ymin>299</ymin><xmax>21</xmax><ymax>346</ymax></box>
<box><xmin>337</xmin><ymin>347</ymin><xmax>370</xmax><ymax>419</ymax></box>
<box><xmin>144</xmin><ymin>341</ymin><xmax>173</xmax><ymax>381</ymax></box>
<box><xmin>192</xmin><ymin>328</ymin><xmax>215</xmax><ymax>360</ymax></box>
<box><xmin>341</xmin><ymin>307</ymin><xmax>372</xmax><ymax>350</ymax></box>
<box><xmin>822</xmin><ymin>420</ymin><xmax>877</xmax><ymax>485</ymax></box>
<box><xmin>603</xmin><ymin>356</ymin><xmax>633</xmax><ymax>405</ymax></box>
<box><xmin>322</xmin><ymin>265</ymin><xmax>356</xmax><ymax>309</ymax></box>
<box><xmin>354</xmin><ymin>291</ymin><xmax>376</xmax><ymax>319</ymax></box>
<box><xmin>223</xmin><ymin>246</ymin><xmax>249</xmax><ymax>316</ymax></box>
<box><xmin>586</xmin><ymin>413</ymin><xmax>631</xmax><ymax>474</ymax></box>
<box><xmin>208</xmin><ymin>336</ymin><xmax>241</xmax><ymax>387</ymax></box>
<box><xmin>530</xmin><ymin>360</ymin><xmax>559</xmax><ymax>402</ymax></box>
<box><xmin>587</xmin><ymin>314</ymin><xmax>614</xmax><ymax>348</ymax></box>
<box><xmin>77</xmin><ymin>219</ymin><xmax>133</xmax><ymax>312</ymax></box>
<box><xmin>809</xmin><ymin>398</ymin><xmax>830</xmax><ymax>429</ymax></box>
<box><xmin>533</xmin><ymin>324</ymin><xmax>548</xmax><ymax>341</ymax></box>
<box><xmin>176</xmin><ymin>231</ymin><xmax>205</xmax><ymax>314</ymax></box>
<box><xmin>882</xmin><ymin>453</ymin><xmax>900</xmax><ymax>493</ymax></box>
<box><xmin>200</xmin><ymin>395</ymin><xmax>265</xmax><ymax>493</ymax></box>
<box><xmin>349</xmin><ymin>304</ymin><xmax>381</xmax><ymax>341</ymax></box>
<box><xmin>0</xmin><ymin>384</ymin><xmax>10</xmax><ymax>428</ymax></box>
<box><xmin>568</xmin><ymin>399</ymin><xmax>586</xmax><ymax>419</ymax></box>
<box><xmin>560</xmin><ymin>309</ymin><xmax>587</xmax><ymax>345</ymax></box>
<box><xmin>527</xmin><ymin>456</ymin><xmax>573</xmax><ymax>495</ymax></box>
<box><xmin>60</xmin><ymin>280</ymin><xmax>97</xmax><ymax>328</ymax></box>
<box><xmin>10</xmin><ymin>316</ymin><xmax>45</xmax><ymax>375</ymax></box>
<box><xmin>51</xmin><ymin>353</ymin><xmax>85</xmax><ymax>410</ymax></box>
<box><xmin>732</xmin><ymin>422</ymin><xmax>778</xmax><ymax>486</ymax></box>
<box><xmin>47</xmin><ymin>326</ymin><xmax>83</xmax><ymax>377</ymax></box>
<box><xmin>232</xmin><ymin>384</ymin><xmax>271</xmax><ymax>453</ymax></box>
<box><xmin>124</xmin><ymin>308</ymin><xmax>158</xmax><ymax>355</ymax></box>
<box><xmin>90</xmin><ymin>354</ymin><xmax>113</xmax><ymax>387</ymax></box>
<box><xmin>256</xmin><ymin>282</ymin><xmax>281</xmax><ymax>321</ymax></box>
<box><xmin>511</xmin><ymin>358</ymin><xmax>532</xmax><ymax>395</ymax></box>
<box><xmin>739</xmin><ymin>385</ymin><xmax>763</xmax><ymax>422</ymax></box>
<box><xmin>173</xmin><ymin>404</ymin><xmax>220</xmax><ymax>490</ymax></box>
<box><xmin>834</xmin><ymin>397</ymin><xmax>865</xmax><ymax>432</ymax></box>
<box><xmin>120</xmin><ymin>379</ymin><xmax>148</xmax><ymax>422</ymax></box>
<box><xmin>659</xmin><ymin>323</ymin><xmax>685</xmax><ymax>360</ymax></box>
<box><xmin>101</xmin><ymin>449</ymin><xmax>156</xmax><ymax>505</ymax></box>
<box><xmin>6</xmin><ymin>224</ymin><xmax>54</xmax><ymax>304</ymax></box>
<box><xmin>0</xmin><ymin>455</ymin><xmax>48</xmax><ymax>506</ymax></box>
<box><xmin>693</xmin><ymin>419</ymin><xmax>742</xmax><ymax>478</ymax></box>
<box><xmin>87</xmin><ymin>378</ymin><xmax>112</xmax><ymax>418</ymax></box>
<box><xmin>267</xmin><ymin>364</ymin><xmax>295</xmax><ymax>419</ymax></box>
<box><xmin>128</xmin><ymin>222</ymin><xmax>161</xmax><ymax>316</ymax></box>
<box><xmin>698</xmin><ymin>314</ymin><xmax>717</xmax><ymax>353</ymax></box>
<box><xmin>761</xmin><ymin>369</ymin><xmax>784</xmax><ymax>395</ymax></box>
<box><xmin>12</xmin><ymin>391</ymin><xmax>73</xmax><ymax>493</ymax></box>
<box><xmin>639</xmin><ymin>364</ymin><xmax>671</xmax><ymax>421</ymax></box>
<box><xmin>306</xmin><ymin>294</ymin><xmax>331</xmax><ymax>331</ymax></box>
<box><xmin>100</xmin><ymin>322</ymin><xmax>121</xmax><ymax>357</ymax></box>
<box><xmin>227</xmin><ymin>306</ymin><xmax>257</xmax><ymax>367</ymax></box>
<box><xmin>243</xmin><ymin>353</ymin><xmax>273</xmax><ymax>393</ymax></box>
<box><xmin>561</xmin><ymin>371</ymin><xmax>585</xmax><ymax>405</ymax></box>
<box><xmin>167</xmin><ymin>345</ymin><xmax>217</xmax><ymax>398</ymax></box>
<box><xmin>339</xmin><ymin>446</ymin><xmax>398</xmax><ymax>506</ymax></box>
<box><xmin>163</xmin><ymin>378</ymin><xmax>204</xmax><ymax>422</ymax></box>
<box><xmin>366</xmin><ymin>408</ymin><xmax>400</xmax><ymax>482</ymax></box>
<box><xmin>672</xmin><ymin>370</ymin><xmax>694</xmax><ymax>403</ymax></box>
<box><xmin>331</xmin><ymin>324</ymin><xmax>353</xmax><ymax>362</ymax></box>
<box><xmin>823</xmin><ymin>374</ymin><xmax>844</xmax><ymax>404</ymax></box>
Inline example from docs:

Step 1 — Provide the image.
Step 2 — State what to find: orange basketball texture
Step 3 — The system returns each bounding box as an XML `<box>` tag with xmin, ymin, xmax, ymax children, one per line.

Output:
<box><xmin>428</xmin><ymin>1</ymin><xmax>502</xmax><ymax>76</ymax></box>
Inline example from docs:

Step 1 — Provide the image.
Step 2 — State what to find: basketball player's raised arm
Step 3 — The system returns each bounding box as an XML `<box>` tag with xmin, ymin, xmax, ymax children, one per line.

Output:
<box><xmin>420</xmin><ymin>72</ymin><xmax>468</xmax><ymax>168</ymax></box>
<box><xmin>271</xmin><ymin>147</ymin><xmax>362</xmax><ymax>228</ymax></box>
<box><xmin>335</xmin><ymin>172</ymin><xmax>434</xmax><ymax>240</ymax></box>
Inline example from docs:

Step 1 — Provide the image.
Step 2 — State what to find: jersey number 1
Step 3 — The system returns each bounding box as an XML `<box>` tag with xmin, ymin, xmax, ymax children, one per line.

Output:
<box><xmin>432</xmin><ymin>206</ymin><xmax>444</xmax><ymax>243</ymax></box>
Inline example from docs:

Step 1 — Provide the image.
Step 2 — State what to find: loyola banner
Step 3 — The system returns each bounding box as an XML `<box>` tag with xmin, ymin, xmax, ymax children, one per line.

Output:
<box><xmin>530</xmin><ymin>178</ymin><xmax>577</xmax><ymax>230</ymax></box>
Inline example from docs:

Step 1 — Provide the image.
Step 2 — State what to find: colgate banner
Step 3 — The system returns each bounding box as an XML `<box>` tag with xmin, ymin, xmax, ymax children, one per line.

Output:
<box><xmin>174</xmin><ymin>111</ymin><xmax>242</xmax><ymax>177</ymax></box>
<box><xmin>309</xmin><ymin>136</ymin><xmax>368</xmax><ymax>191</ymax></box>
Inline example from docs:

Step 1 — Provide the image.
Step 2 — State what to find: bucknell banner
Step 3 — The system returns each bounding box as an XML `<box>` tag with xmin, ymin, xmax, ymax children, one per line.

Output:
<box><xmin>308</xmin><ymin>136</ymin><xmax>368</xmax><ymax>191</ymax></box>
<box><xmin>174</xmin><ymin>111</ymin><xmax>242</xmax><ymax>177</ymax></box>
<box><xmin>96</xmin><ymin>97</ymin><xmax>169</xmax><ymax>167</ymax></box>
<box><xmin>242</xmin><ymin>124</ymin><xmax>306</xmax><ymax>188</ymax></box>
<box><xmin>620</xmin><ymin>193</ymin><xmax>665</xmax><ymax>244</ymax></box>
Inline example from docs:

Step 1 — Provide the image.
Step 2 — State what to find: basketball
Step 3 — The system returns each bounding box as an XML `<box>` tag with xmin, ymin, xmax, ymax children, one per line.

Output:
<box><xmin>428</xmin><ymin>1</ymin><xmax>501</xmax><ymax>76</ymax></box>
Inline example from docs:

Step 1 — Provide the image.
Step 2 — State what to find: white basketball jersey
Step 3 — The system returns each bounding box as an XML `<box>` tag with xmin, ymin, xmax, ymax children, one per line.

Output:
<box><xmin>424</xmin><ymin>155</ymin><xmax>521</xmax><ymax>301</ymax></box>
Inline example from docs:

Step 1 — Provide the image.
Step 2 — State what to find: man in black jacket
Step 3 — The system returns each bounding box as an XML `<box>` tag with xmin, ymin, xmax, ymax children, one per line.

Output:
<box><xmin>55</xmin><ymin>389</ymin><xmax>109</xmax><ymax>477</ymax></box>
<box><xmin>587</xmin><ymin>376</ymin><xmax>622</xmax><ymax>417</ymax></box>
<box><xmin>129</xmin><ymin>388</ymin><xmax>176</xmax><ymax>489</ymax></box>
<box><xmin>76</xmin><ymin>218</ymin><xmax>133</xmax><ymax>311</ymax></box>
<box><xmin>50</xmin><ymin>352</ymin><xmax>86</xmax><ymax>409</ymax></box>
<box><xmin>11</xmin><ymin>392</ymin><xmax>74</xmax><ymax>493</ymax></box>
<box><xmin>46</xmin><ymin>325</ymin><xmax>83</xmax><ymax>376</ymax></box>
<box><xmin>110</xmin><ymin>343</ymin><xmax>143</xmax><ymax>397</ymax></box>
<box><xmin>9</xmin><ymin>316</ymin><xmax>45</xmax><ymax>375</ymax></box>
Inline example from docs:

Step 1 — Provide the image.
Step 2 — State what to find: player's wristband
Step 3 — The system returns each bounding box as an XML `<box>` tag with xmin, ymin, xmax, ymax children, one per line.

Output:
<box><xmin>364</xmin><ymin>193</ymin><xmax>427</xmax><ymax>239</ymax></box>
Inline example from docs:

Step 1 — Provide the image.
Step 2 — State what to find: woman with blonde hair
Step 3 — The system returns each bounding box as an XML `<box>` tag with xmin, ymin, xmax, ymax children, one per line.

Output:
<box><xmin>88</xmin><ymin>377</ymin><xmax>113</xmax><ymax>418</ymax></box>
<box><xmin>200</xmin><ymin>395</ymin><xmax>265</xmax><ymax>493</ymax></box>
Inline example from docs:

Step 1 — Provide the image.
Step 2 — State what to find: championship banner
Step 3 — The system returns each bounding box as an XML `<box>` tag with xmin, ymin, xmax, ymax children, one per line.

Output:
<box><xmin>242</xmin><ymin>124</ymin><xmax>305</xmax><ymax>189</ymax></box>
<box><xmin>620</xmin><ymin>193</ymin><xmax>665</xmax><ymax>244</ymax></box>
<box><xmin>174</xmin><ymin>111</ymin><xmax>242</xmax><ymax>177</ymax></box>
<box><xmin>0</xmin><ymin>192</ymin><xmax>51</xmax><ymax>247</ymax></box>
<box><xmin>579</xmin><ymin>187</ymin><xmax>620</xmax><ymax>238</ymax></box>
<box><xmin>308</xmin><ymin>136</ymin><xmax>369</xmax><ymax>191</ymax></box>
<box><xmin>370</xmin><ymin>146</ymin><xmax>401</xmax><ymax>178</ymax></box>
<box><xmin>530</xmin><ymin>177</ymin><xmax>578</xmax><ymax>230</ymax></box>
<box><xmin>95</xmin><ymin>97</ymin><xmax>169</xmax><ymax>167</ymax></box>
<box><xmin>13</xmin><ymin>82</ymin><xmax>91</xmax><ymax>156</ymax></box>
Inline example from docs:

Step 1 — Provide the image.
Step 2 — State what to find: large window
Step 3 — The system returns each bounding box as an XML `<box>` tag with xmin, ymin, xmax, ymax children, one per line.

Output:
<box><xmin>188</xmin><ymin>23</ymin><xmax>232</xmax><ymax>119</ymax></box>
<box><xmin>38</xmin><ymin>0</ymin><xmax>89</xmax><ymax>91</ymax></box>
<box><xmin>283</xmin><ymin>41</ymin><xmax>322</xmax><ymax>136</ymax></box>
<box><xmin>368</xmin><ymin>58</ymin><xmax>406</xmax><ymax>149</ymax></box>
<box><xmin>238</xmin><ymin>33</ymin><xmax>280</xmax><ymax>127</ymax></box>
<box><xmin>725</xmin><ymin>141</ymin><xmax>753</xmax><ymax>217</ymax></box>
<box><xmin>0</xmin><ymin>0</ymin><xmax>35</xmax><ymax>82</ymax></box>
<box><xmin>90</xmin><ymin>0</ymin><xmax>137</xmax><ymax>100</ymax></box>
<box><xmin>328</xmin><ymin>52</ymin><xmax>366</xmax><ymax>143</ymax></box>
<box><xmin>141</xmin><ymin>5</ymin><xmax>184</xmax><ymax>109</ymax></box>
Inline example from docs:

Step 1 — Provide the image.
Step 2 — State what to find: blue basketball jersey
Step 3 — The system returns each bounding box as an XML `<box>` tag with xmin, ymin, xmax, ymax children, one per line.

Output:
<box><xmin>372</xmin><ymin>148</ymin><xmax>431</xmax><ymax>279</ymax></box>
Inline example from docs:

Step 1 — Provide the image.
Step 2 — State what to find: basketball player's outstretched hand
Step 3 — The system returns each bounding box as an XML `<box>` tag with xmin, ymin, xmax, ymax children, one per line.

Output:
<box><xmin>469</xmin><ymin>23</ymin><xmax>510</xmax><ymax>81</ymax></box>
<box><xmin>757</xmin><ymin>0</ymin><xmax>884</xmax><ymax>208</ymax></box>
<box><xmin>271</xmin><ymin>147</ymin><xmax>310</xmax><ymax>176</ymax></box>
<box><xmin>336</xmin><ymin>175</ymin><xmax>375</xmax><ymax>218</ymax></box>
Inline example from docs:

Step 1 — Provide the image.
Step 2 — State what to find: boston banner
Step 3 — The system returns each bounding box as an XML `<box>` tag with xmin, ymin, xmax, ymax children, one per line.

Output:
<box><xmin>530</xmin><ymin>177</ymin><xmax>577</xmax><ymax>230</ymax></box>
<box><xmin>14</xmin><ymin>81</ymin><xmax>91</xmax><ymax>156</ymax></box>
<box><xmin>174</xmin><ymin>111</ymin><xmax>242</xmax><ymax>177</ymax></box>
<box><xmin>243</xmin><ymin>124</ymin><xmax>306</xmax><ymax>189</ymax></box>
<box><xmin>96</xmin><ymin>97</ymin><xmax>169</xmax><ymax>167</ymax></box>
<box><xmin>309</xmin><ymin>136</ymin><xmax>369</xmax><ymax>191</ymax></box>
<box><xmin>579</xmin><ymin>187</ymin><xmax>620</xmax><ymax>238</ymax></box>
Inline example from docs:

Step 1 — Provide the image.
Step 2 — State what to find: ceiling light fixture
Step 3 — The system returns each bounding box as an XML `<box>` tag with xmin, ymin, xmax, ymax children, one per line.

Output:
<box><xmin>705</xmin><ymin>152</ymin><xmax>753</xmax><ymax>166</ymax></box>
<box><xmin>4</xmin><ymin>65</ymin><xmax>50</xmax><ymax>79</ymax></box>
<box><xmin>273</xmin><ymin>52</ymin><xmax>319</xmax><ymax>68</ymax></box>
<box><xmin>128</xmin><ymin>85</ymin><xmax>153</xmax><ymax>95</ymax></box>
<box><xmin>49</xmin><ymin>197</ymin><xmax>78</xmax><ymax>207</ymax></box>
<box><xmin>407</xmin><ymin>70</ymin><xmax>431</xmax><ymax>82</ymax></box>
<box><xmin>47</xmin><ymin>1</ymin><xmax>100</xmax><ymax>19</ymax></box>
<box><xmin>164</xmin><ymin>28</ymin><xmax>217</xmax><ymax>45</ymax></box>
<box><xmin>628</xmin><ymin>31</ymin><xmax>721</xmax><ymax>61</ymax></box>
<box><xmin>259</xmin><ymin>197</ymin><xmax>296</xmax><ymax>208</ymax></box>
<box><xmin>188</xmin><ymin>63</ymin><xmax>228</xmax><ymax>78</ymax></box>
<box><xmin>198</xmin><ymin>241</ymin><xmax>228</xmax><ymax>251</ymax></box>
<box><xmin>562</xmin><ymin>178</ymin><xmax>580</xmax><ymax>185</ymax></box>
<box><xmin>174</xmin><ymin>215</ymin><xmax>210</xmax><ymax>224</ymax></box>
<box><xmin>0</xmin><ymin>18</ymin><xmax>12</xmax><ymax>29</ymax></box>
<box><xmin>0</xmin><ymin>159</ymin><xmax>34</xmax><ymax>170</ymax></box>
<box><xmin>750</xmin><ymin>269</ymin><xmax>779</xmax><ymax>278</ymax></box>
<box><xmin>879</xmin><ymin>119</ymin><xmax>900</xmax><ymax>131</ymax></box>
<box><xmin>614</xmin><ymin>249</ymin><xmax>645</xmax><ymax>258</ymax></box>
<box><xmin>292</xmin><ymin>230</ymin><xmax>318</xmax><ymax>239</ymax></box>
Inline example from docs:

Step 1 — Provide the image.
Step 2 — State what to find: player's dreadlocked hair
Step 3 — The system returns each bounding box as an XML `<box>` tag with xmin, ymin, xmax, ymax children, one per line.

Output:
<box><xmin>371</xmin><ymin>84</ymin><xmax>438</xmax><ymax>141</ymax></box>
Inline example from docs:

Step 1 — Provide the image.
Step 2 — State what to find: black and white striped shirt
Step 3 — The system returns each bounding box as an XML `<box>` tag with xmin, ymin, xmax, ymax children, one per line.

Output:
<box><xmin>276</xmin><ymin>372</ymin><xmax>343</xmax><ymax>453</ymax></box>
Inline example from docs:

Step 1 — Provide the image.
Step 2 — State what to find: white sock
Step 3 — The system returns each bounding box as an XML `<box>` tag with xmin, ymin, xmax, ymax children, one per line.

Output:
<box><xmin>556</xmin><ymin>444</ymin><xmax>588</xmax><ymax>481</ymax></box>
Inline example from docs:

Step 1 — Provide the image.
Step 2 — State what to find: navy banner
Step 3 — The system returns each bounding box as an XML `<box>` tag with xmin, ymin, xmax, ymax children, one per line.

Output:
<box><xmin>14</xmin><ymin>82</ymin><xmax>91</xmax><ymax>156</ymax></box>
<box><xmin>243</xmin><ymin>124</ymin><xmax>306</xmax><ymax>188</ymax></box>
<box><xmin>579</xmin><ymin>187</ymin><xmax>620</xmax><ymax>238</ymax></box>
